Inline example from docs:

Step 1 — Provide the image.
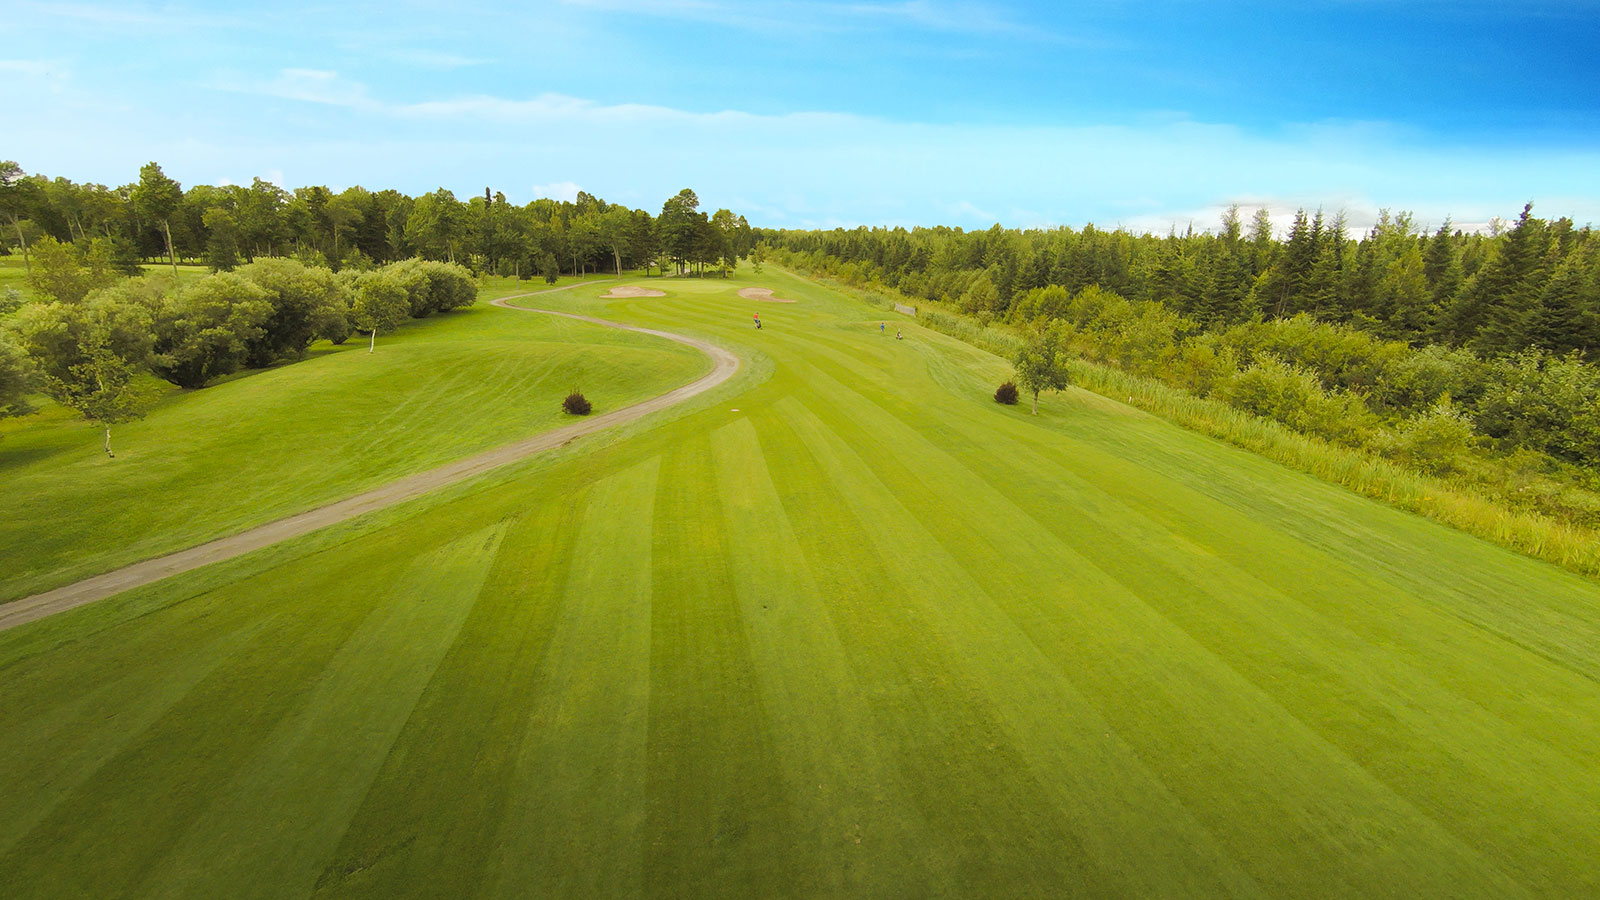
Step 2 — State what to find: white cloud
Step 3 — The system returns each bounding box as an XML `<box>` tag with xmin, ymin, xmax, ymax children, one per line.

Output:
<box><xmin>385</xmin><ymin>49</ymin><xmax>492</xmax><ymax>70</ymax></box>
<box><xmin>0</xmin><ymin>59</ymin><xmax>55</xmax><ymax>76</ymax></box>
<box><xmin>253</xmin><ymin>68</ymin><xmax>376</xmax><ymax>109</ymax></box>
<box><xmin>531</xmin><ymin>181</ymin><xmax>583</xmax><ymax>202</ymax></box>
<box><xmin>554</xmin><ymin>0</ymin><xmax>1073</xmax><ymax>39</ymax></box>
<box><xmin>0</xmin><ymin>58</ymin><xmax>69</xmax><ymax>92</ymax></box>
<box><xmin>29</xmin><ymin>68</ymin><xmax>1600</xmax><ymax>232</ymax></box>
<box><xmin>945</xmin><ymin>200</ymin><xmax>997</xmax><ymax>223</ymax></box>
<box><xmin>13</xmin><ymin>0</ymin><xmax>247</xmax><ymax>29</ymax></box>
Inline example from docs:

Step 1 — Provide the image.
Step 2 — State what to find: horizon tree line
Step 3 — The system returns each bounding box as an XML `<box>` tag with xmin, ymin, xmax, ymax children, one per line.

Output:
<box><xmin>763</xmin><ymin>203</ymin><xmax>1600</xmax><ymax>360</ymax></box>
<box><xmin>1</xmin><ymin>161</ymin><xmax>754</xmax><ymax>281</ymax></box>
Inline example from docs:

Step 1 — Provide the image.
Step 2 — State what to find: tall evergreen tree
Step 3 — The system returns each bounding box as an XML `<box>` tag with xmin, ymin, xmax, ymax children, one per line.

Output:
<box><xmin>1530</xmin><ymin>252</ymin><xmax>1600</xmax><ymax>358</ymax></box>
<box><xmin>1423</xmin><ymin>220</ymin><xmax>1463</xmax><ymax>317</ymax></box>
<box><xmin>1473</xmin><ymin>204</ymin><xmax>1551</xmax><ymax>353</ymax></box>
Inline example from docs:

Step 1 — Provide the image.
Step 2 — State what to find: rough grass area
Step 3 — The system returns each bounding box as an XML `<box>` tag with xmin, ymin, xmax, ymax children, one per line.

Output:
<box><xmin>0</xmin><ymin>289</ymin><xmax>707</xmax><ymax>600</ymax></box>
<box><xmin>4</xmin><ymin>270</ymin><xmax>1600</xmax><ymax>897</ymax></box>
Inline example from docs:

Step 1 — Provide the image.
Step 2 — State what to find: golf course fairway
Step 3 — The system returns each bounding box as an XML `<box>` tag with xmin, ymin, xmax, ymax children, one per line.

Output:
<box><xmin>3</xmin><ymin>269</ymin><xmax>1599</xmax><ymax>898</ymax></box>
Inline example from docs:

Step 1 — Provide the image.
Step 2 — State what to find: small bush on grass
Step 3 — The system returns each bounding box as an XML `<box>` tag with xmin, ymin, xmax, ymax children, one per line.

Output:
<box><xmin>563</xmin><ymin>391</ymin><xmax>592</xmax><ymax>415</ymax></box>
<box><xmin>994</xmin><ymin>381</ymin><xmax>1019</xmax><ymax>405</ymax></box>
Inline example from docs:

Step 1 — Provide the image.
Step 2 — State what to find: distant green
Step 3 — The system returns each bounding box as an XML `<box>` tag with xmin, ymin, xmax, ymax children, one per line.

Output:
<box><xmin>3</xmin><ymin>268</ymin><xmax>1599</xmax><ymax>898</ymax></box>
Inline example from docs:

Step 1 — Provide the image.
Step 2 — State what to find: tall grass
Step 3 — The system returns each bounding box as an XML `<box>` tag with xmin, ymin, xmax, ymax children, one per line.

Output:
<box><xmin>778</xmin><ymin>260</ymin><xmax>1600</xmax><ymax>579</ymax></box>
<box><xmin>1073</xmin><ymin>362</ymin><xmax>1600</xmax><ymax>577</ymax></box>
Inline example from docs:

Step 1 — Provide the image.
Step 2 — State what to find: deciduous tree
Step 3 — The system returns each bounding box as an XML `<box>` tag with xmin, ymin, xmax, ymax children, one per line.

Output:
<box><xmin>1012</xmin><ymin>324</ymin><xmax>1071</xmax><ymax>414</ymax></box>
<box><xmin>132</xmin><ymin>162</ymin><xmax>182</xmax><ymax>274</ymax></box>
<box><xmin>237</xmin><ymin>258</ymin><xmax>351</xmax><ymax>365</ymax></box>
<box><xmin>14</xmin><ymin>289</ymin><xmax>157</xmax><ymax>456</ymax></box>
<box><xmin>0</xmin><ymin>160</ymin><xmax>42</xmax><ymax>274</ymax></box>
<box><xmin>349</xmin><ymin>270</ymin><xmax>410</xmax><ymax>352</ymax></box>
<box><xmin>0</xmin><ymin>332</ymin><xmax>34</xmax><ymax>421</ymax></box>
<box><xmin>202</xmin><ymin>207</ymin><xmax>242</xmax><ymax>272</ymax></box>
<box><xmin>24</xmin><ymin>235</ymin><xmax>117</xmax><ymax>303</ymax></box>
<box><xmin>149</xmin><ymin>274</ymin><xmax>273</xmax><ymax>388</ymax></box>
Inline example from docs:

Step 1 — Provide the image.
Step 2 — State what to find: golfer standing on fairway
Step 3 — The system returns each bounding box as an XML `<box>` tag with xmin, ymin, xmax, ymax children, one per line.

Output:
<box><xmin>754</xmin><ymin>312</ymin><xmax>761</xmax><ymax>329</ymax></box>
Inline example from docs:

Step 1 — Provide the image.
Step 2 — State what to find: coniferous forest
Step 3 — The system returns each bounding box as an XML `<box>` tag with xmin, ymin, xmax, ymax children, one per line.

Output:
<box><xmin>765</xmin><ymin>205</ymin><xmax>1600</xmax><ymax>535</ymax></box>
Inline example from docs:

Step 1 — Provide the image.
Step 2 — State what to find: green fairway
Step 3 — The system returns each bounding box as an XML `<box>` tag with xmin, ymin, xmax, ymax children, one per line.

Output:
<box><xmin>0</xmin><ymin>255</ymin><xmax>30</xmax><ymax>300</ymax></box>
<box><xmin>0</xmin><ymin>286</ymin><xmax>708</xmax><ymax>600</ymax></box>
<box><xmin>3</xmin><ymin>268</ymin><xmax>1600</xmax><ymax>897</ymax></box>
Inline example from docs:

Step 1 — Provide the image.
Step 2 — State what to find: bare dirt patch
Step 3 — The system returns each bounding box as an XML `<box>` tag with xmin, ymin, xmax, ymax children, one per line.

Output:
<box><xmin>739</xmin><ymin>287</ymin><xmax>797</xmax><ymax>303</ymax></box>
<box><xmin>603</xmin><ymin>285</ymin><xmax>667</xmax><ymax>298</ymax></box>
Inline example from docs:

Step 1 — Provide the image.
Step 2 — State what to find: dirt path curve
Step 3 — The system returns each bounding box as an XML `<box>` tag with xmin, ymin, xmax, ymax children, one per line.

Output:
<box><xmin>0</xmin><ymin>281</ymin><xmax>739</xmax><ymax>633</ymax></box>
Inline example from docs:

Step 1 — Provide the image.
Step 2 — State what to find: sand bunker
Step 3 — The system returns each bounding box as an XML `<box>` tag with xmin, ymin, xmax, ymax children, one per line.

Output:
<box><xmin>740</xmin><ymin>287</ymin><xmax>797</xmax><ymax>303</ymax></box>
<box><xmin>603</xmin><ymin>285</ymin><xmax>667</xmax><ymax>298</ymax></box>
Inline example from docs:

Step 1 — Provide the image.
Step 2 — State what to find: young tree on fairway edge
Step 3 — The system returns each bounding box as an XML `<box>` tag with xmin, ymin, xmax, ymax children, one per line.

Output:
<box><xmin>15</xmin><ymin>295</ymin><xmax>157</xmax><ymax>457</ymax></box>
<box><xmin>1013</xmin><ymin>324</ymin><xmax>1071</xmax><ymax>414</ymax></box>
<box><xmin>350</xmin><ymin>271</ymin><xmax>410</xmax><ymax>352</ymax></box>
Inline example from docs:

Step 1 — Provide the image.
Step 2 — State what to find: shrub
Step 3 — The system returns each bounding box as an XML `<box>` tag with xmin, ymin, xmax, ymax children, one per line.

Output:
<box><xmin>994</xmin><ymin>381</ymin><xmax>1019</xmax><ymax>405</ymax></box>
<box><xmin>563</xmin><ymin>391</ymin><xmax>592</xmax><ymax>415</ymax></box>
<box><xmin>1213</xmin><ymin>353</ymin><xmax>1378</xmax><ymax>446</ymax></box>
<box><xmin>1379</xmin><ymin>399</ymin><xmax>1480</xmax><ymax>475</ymax></box>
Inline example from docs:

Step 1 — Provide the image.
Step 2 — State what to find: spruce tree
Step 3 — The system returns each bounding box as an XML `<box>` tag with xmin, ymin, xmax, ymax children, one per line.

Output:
<box><xmin>1530</xmin><ymin>254</ymin><xmax>1600</xmax><ymax>358</ymax></box>
<box><xmin>1473</xmin><ymin>204</ymin><xmax>1551</xmax><ymax>353</ymax></box>
<box><xmin>1423</xmin><ymin>220</ymin><xmax>1463</xmax><ymax>315</ymax></box>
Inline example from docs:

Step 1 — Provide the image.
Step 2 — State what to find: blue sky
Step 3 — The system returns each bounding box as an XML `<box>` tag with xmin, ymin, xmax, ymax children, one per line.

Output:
<box><xmin>6</xmin><ymin>0</ymin><xmax>1598</xmax><ymax>233</ymax></box>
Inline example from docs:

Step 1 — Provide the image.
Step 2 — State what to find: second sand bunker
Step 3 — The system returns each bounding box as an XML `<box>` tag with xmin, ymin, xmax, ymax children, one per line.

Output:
<box><xmin>603</xmin><ymin>285</ymin><xmax>668</xmax><ymax>298</ymax></box>
<box><xmin>740</xmin><ymin>287</ymin><xmax>797</xmax><ymax>303</ymax></box>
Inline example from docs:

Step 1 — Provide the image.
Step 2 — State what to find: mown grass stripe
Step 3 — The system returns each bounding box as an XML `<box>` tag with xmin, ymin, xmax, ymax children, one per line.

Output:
<box><xmin>0</xmin><ymin>605</ymin><xmax>278</xmax><ymax>856</ymax></box>
<box><xmin>711</xmin><ymin>415</ymin><xmax>944</xmax><ymax>897</ymax></box>
<box><xmin>786</xmin><ymin>360</ymin><xmax>1532</xmax><ymax>896</ymax></box>
<box><xmin>0</xmin><ymin>542</ymin><xmax>396</xmax><ymax>897</ymax></box>
<box><xmin>137</xmin><ymin>521</ymin><xmax>508</xmax><ymax>899</ymax></box>
<box><xmin>480</xmin><ymin>458</ymin><xmax>659</xmax><ymax>899</ymax></box>
<box><xmin>306</xmin><ymin>500</ymin><xmax>583</xmax><ymax>900</ymax></box>
<box><xmin>763</xmin><ymin>398</ymin><xmax>1136</xmax><ymax>896</ymax></box>
<box><xmin>642</xmin><ymin>431</ymin><xmax>792</xmax><ymax>897</ymax></box>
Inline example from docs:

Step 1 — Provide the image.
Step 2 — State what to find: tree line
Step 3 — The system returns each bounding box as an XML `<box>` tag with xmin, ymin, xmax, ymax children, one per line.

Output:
<box><xmin>766</xmin><ymin>203</ymin><xmax>1600</xmax><ymax>525</ymax></box>
<box><xmin>0</xmin><ymin>162</ymin><xmax>758</xmax><ymax>455</ymax></box>
<box><xmin>1</xmin><ymin>161</ymin><xmax>754</xmax><ymax>280</ymax></box>
<box><xmin>763</xmin><ymin>204</ymin><xmax>1600</xmax><ymax>358</ymax></box>
<box><xmin>0</xmin><ymin>252</ymin><xmax>475</xmax><ymax>456</ymax></box>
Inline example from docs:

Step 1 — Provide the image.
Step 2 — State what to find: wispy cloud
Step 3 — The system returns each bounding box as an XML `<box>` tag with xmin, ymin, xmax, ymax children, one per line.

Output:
<box><xmin>556</xmin><ymin>0</ymin><xmax>1079</xmax><ymax>40</ymax></box>
<box><xmin>531</xmin><ymin>181</ymin><xmax>583</xmax><ymax>202</ymax></box>
<box><xmin>243</xmin><ymin>68</ymin><xmax>377</xmax><ymax>109</ymax></box>
<box><xmin>196</xmin><ymin>69</ymin><xmax>1600</xmax><ymax>231</ymax></box>
<box><xmin>230</xmin><ymin>69</ymin><xmax>858</xmax><ymax>126</ymax></box>
<box><xmin>0</xmin><ymin>59</ymin><xmax>56</xmax><ymax>76</ymax></box>
<box><xmin>0</xmin><ymin>58</ymin><xmax>71</xmax><ymax>92</ymax></box>
<box><xmin>384</xmin><ymin>49</ymin><xmax>493</xmax><ymax>70</ymax></box>
<box><xmin>13</xmin><ymin>0</ymin><xmax>248</xmax><ymax>29</ymax></box>
<box><xmin>945</xmin><ymin>199</ymin><xmax>997</xmax><ymax>223</ymax></box>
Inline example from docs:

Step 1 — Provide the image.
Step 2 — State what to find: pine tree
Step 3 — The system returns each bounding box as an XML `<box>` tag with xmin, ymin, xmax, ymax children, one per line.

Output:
<box><xmin>1304</xmin><ymin>211</ymin><xmax>1347</xmax><ymax>318</ymax></box>
<box><xmin>1382</xmin><ymin>246</ymin><xmax>1434</xmax><ymax>340</ymax></box>
<box><xmin>1247</xmin><ymin>207</ymin><xmax>1276</xmax><ymax>277</ymax></box>
<box><xmin>1530</xmin><ymin>253</ymin><xmax>1600</xmax><ymax>358</ymax></box>
<box><xmin>1423</xmin><ymin>220</ymin><xmax>1463</xmax><ymax>314</ymax></box>
<box><xmin>1474</xmin><ymin>204</ymin><xmax>1551</xmax><ymax>354</ymax></box>
<box><xmin>1274</xmin><ymin>210</ymin><xmax>1318</xmax><ymax>317</ymax></box>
